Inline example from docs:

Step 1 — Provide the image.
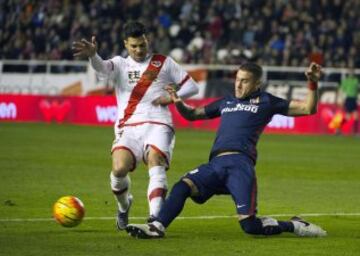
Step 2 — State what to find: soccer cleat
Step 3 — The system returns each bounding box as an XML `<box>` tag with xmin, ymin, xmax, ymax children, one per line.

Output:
<box><xmin>116</xmin><ymin>195</ymin><xmax>133</xmax><ymax>230</ymax></box>
<box><xmin>126</xmin><ymin>223</ymin><xmax>165</xmax><ymax>239</ymax></box>
<box><xmin>291</xmin><ymin>216</ymin><xmax>327</xmax><ymax>237</ymax></box>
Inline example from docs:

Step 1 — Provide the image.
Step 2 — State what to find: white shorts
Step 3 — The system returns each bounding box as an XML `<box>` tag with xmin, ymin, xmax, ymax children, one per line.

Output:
<box><xmin>111</xmin><ymin>123</ymin><xmax>175</xmax><ymax>170</ymax></box>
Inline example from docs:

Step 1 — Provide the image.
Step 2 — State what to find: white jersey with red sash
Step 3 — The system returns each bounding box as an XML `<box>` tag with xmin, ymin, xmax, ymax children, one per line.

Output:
<box><xmin>90</xmin><ymin>52</ymin><xmax>197</xmax><ymax>219</ymax></box>
<box><xmin>107</xmin><ymin>54</ymin><xmax>190</xmax><ymax>130</ymax></box>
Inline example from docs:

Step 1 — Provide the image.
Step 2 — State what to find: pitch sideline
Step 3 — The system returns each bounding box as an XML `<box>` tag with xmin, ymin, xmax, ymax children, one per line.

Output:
<box><xmin>1</xmin><ymin>212</ymin><xmax>360</xmax><ymax>222</ymax></box>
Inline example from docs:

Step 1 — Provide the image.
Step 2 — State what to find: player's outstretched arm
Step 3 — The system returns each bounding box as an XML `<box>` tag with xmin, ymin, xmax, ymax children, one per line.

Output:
<box><xmin>72</xmin><ymin>36</ymin><xmax>97</xmax><ymax>58</ymax></box>
<box><xmin>165</xmin><ymin>85</ymin><xmax>208</xmax><ymax>120</ymax></box>
<box><xmin>287</xmin><ymin>62</ymin><xmax>321</xmax><ymax>116</ymax></box>
<box><xmin>73</xmin><ymin>36</ymin><xmax>114</xmax><ymax>75</ymax></box>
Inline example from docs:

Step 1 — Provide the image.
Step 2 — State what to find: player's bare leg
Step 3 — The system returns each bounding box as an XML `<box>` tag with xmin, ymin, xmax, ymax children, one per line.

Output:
<box><xmin>111</xmin><ymin>149</ymin><xmax>135</xmax><ymax>230</ymax></box>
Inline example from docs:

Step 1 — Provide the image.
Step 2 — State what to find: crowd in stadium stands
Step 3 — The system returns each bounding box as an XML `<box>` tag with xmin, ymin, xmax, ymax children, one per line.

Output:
<box><xmin>1</xmin><ymin>0</ymin><xmax>359</xmax><ymax>68</ymax></box>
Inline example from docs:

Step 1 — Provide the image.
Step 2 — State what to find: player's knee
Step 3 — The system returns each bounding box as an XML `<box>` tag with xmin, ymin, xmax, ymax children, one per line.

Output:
<box><xmin>147</xmin><ymin>157</ymin><xmax>165</xmax><ymax>167</ymax></box>
<box><xmin>171</xmin><ymin>180</ymin><xmax>192</xmax><ymax>198</ymax></box>
<box><xmin>112</xmin><ymin>164</ymin><xmax>131</xmax><ymax>177</ymax></box>
<box><xmin>147</xmin><ymin>154</ymin><xmax>167</xmax><ymax>167</ymax></box>
<box><xmin>182</xmin><ymin>178</ymin><xmax>199</xmax><ymax>197</ymax></box>
<box><xmin>112</xmin><ymin>149</ymin><xmax>135</xmax><ymax>176</ymax></box>
<box><xmin>147</xmin><ymin>147</ymin><xmax>167</xmax><ymax>167</ymax></box>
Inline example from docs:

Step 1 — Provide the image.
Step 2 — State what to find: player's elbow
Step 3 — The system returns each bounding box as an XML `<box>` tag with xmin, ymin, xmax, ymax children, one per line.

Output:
<box><xmin>177</xmin><ymin>81</ymin><xmax>199</xmax><ymax>99</ymax></box>
<box><xmin>185</xmin><ymin>83</ymin><xmax>199</xmax><ymax>98</ymax></box>
<box><xmin>192</xmin><ymin>84</ymin><xmax>199</xmax><ymax>95</ymax></box>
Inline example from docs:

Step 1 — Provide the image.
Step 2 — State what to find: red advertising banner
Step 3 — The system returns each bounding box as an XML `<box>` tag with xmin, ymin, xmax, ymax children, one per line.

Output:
<box><xmin>0</xmin><ymin>94</ymin><xmax>357</xmax><ymax>135</ymax></box>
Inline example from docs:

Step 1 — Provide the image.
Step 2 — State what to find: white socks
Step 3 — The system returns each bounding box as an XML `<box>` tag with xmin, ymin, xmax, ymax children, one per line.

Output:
<box><xmin>147</xmin><ymin>166</ymin><xmax>168</xmax><ymax>217</ymax></box>
<box><xmin>110</xmin><ymin>166</ymin><xmax>167</xmax><ymax>216</ymax></box>
<box><xmin>110</xmin><ymin>172</ymin><xmax>131</xmax><ymax>212</ymax></box>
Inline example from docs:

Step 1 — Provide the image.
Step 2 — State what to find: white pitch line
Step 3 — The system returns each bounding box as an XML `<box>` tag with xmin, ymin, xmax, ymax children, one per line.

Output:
<box><xmin>0</xmin><ymin>213</ymin><xmax>360</xmax><ymax>222</ymax></box>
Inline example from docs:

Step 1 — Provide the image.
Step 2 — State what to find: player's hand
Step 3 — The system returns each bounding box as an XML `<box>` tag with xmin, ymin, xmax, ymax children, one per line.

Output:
<box><xmin>164</xmin><ymin>84</ymin><xmax>181</xmax><ymax>103</ymax></box>
<box><xmin>152</xmin><ymin>95</ymin><xmax>172</xmax><ymax>106</ymax></box>
<box><xmin>305</xmin><ymin>62</ymin><xmax>322</xmax><ymax>82</ymax></box>
<box><xmin>72</xmin><ymin>36</ymin><xmax>97</xmax><ymax>58</ymax></box>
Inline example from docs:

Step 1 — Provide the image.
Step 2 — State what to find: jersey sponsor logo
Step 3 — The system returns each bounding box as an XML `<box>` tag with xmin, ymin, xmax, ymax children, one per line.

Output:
<box><xmin>221</xmin><ymin>103</ymin><xmax>259</xmax><ymax>114</ymax></box>
<box><xmin>96</xmin><ymin>105</ymin><xmax>117</xmax><ymax>122</ymax></box>
<box><xmin>128</xmin><ymin>70</ymin><xmax>141</xmax><ymax>84</ymax></box>
<box><xmin>151</xmin><ymin>60</ymin><xmax>162</xmax><ymax>67</ymax></box>
<box><xmin>0</xmin><ymin>102</ymin><xmax>17</xmax><ymax>119</ymax></box>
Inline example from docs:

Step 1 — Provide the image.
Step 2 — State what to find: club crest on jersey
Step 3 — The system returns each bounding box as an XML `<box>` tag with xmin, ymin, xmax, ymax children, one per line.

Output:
<box><xmin>151</xmin><ymin>61</ymin><xmax>162</xmax><ymax>67</ymax></box>
<box><xmin>250</xmin><ymin>97</ymin><xmax>260</xmax><ymax>104</ymax></box>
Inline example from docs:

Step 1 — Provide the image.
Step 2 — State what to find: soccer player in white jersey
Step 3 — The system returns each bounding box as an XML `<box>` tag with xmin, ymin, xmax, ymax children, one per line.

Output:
<box><xmin>72</xmin><ymin>21</ymin><xmax>199</xmax><ymax>230</ymax></box>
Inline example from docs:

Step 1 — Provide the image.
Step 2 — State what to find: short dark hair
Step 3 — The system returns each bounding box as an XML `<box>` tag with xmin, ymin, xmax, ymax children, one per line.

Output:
<box><xmin>123</xmin><ymin>21</ymin><xmax>147</xmax><ymax>39</ymax></box>
<box><xmin>239</xmin><ymin>62</ymin><xmax>263</xmax><ymax>81</ymax></box>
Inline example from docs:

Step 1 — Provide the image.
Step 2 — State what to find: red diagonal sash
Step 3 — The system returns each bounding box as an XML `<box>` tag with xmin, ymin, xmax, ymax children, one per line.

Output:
<box><xmin>119</xmin><ymin>54</ymin><xmax>167</xmax><ymax>127</ymax></box>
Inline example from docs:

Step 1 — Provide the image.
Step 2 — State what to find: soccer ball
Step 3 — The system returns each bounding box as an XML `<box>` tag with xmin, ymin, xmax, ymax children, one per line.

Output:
<box><xmin>53</xmin><ymin>196</ymin><xmax>85</xmax><ymax>227</ymax></box>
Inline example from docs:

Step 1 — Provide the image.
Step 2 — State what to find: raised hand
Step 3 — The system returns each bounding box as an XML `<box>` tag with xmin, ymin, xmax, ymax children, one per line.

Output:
<box><xmin>72</xmin><ymin>36</ymin><xmax>97</xmax><ymax>58</ymax></box>
<box><xmin>152</xmin><ymin>84</ymin><xmax>180</xmax><ymax>106</ymax></box>
<box><xmin>164</xmin><ymin>84</ymin><xmax>181</xmax><ymax>103</ymax></box>
<box><xmin>305</xmin><ymin>62</ymin><xmax>322</xmax><ymax>82</ymax></box>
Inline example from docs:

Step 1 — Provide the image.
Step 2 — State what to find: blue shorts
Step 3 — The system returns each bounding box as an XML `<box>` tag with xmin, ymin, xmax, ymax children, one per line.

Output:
<box><xmin>184</xmin><ymin>154</ymin><xmax>257</xmax><ymax>215</ymax></box>
<box><xmin>344</xmin><ymin>97</ymin><xmax>357</xmax><ymax>112</ymax></box>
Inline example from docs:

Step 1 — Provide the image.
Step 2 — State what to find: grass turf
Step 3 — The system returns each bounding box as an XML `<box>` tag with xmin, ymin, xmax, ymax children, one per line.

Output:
<box><xmin>0</xmin><ymin>122</ymin><xmax>359</xmax><ymax>256</ymax></box>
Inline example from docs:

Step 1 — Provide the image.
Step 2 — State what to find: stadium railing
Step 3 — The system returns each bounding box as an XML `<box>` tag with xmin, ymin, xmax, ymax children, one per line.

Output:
<box><xmin>0</xmin><ymin>60</ymin><xmax>358</xmax><ymax>104</ymax></box>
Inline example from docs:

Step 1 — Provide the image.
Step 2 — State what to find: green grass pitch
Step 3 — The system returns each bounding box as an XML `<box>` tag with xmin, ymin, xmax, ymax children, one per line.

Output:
<box><xmin>0</xmin><ymin>122</ymin><xmax>360</xmax><ymax>256</ymax></box>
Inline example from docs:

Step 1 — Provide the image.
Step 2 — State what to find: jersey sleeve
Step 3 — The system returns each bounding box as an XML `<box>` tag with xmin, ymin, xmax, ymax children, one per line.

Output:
<box><xmin>165</xmin><ymin>57</ymin><xmax>198</xmax><ymax>99</ymax></box>
<box><xmin>204</xmin><ymin>98</ymin><xmax>223</xmax><ymax>118</ymax></box>
<box><xmin>90</xmin><ymin>54</ymin><xmax>121</xmax><ymax>79</ymax></box>
<box><xmin>269</xmin><ymin>94</ymin><xmax>290</xmax><ymax>115</ymax></box>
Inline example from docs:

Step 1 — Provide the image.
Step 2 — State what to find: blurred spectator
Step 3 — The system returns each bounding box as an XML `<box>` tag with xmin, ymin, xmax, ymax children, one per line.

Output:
<box><xmin>0</xmin><ymin>0</ymin><xmax>359</xmax><ymax>67</ymax></box>
<box><xmin>336</xmin><ymin>67</ymin><xmax>360</xmax><ymax>135</ymax></box>
<box><xmin>153</xmin><ymin>27</ymin><xmax>171</xmax><ymax>55</ymax></box>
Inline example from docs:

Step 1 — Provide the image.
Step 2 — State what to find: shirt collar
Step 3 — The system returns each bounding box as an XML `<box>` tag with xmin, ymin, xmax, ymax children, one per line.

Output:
<box><xmin>128</xmin><ymin>53</ymin><xmax>152</xmax><ymax>63</ymax></box>
<box><xmin>236</xmin><ymin>89</ymin><xmax>262</xmax><ymax>101</ymax></box>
